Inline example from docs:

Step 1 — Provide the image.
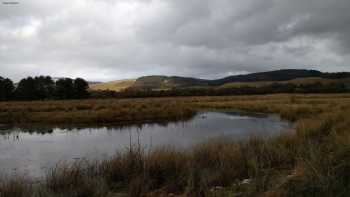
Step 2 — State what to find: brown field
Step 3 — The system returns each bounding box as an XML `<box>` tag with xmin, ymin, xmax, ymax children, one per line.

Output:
<box><xmin>0</xmin><ymin>94</ymin><xmax>350</xmax><ymax>196</ymax></box>
<box><xmin>89</xmin><ymin>79</ymin><xmax>136</xmax><ymax>92</ymax></box>
<box><xmin>0</xmin><ymin>94</ymin><xmax>349</xmax><ymax>125</ymax></box>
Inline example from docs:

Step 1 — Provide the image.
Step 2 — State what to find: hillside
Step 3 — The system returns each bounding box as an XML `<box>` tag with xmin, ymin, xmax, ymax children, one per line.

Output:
<box><xmin>212</xmin><ymin>69</ymin><xmax>323</xmax><ymax>85</ymax></box>
<box><xmin>89</xmin><ymin>79</ymin><xmax>136</xmax><ymax>92</ymax></box>
<box><xmin>219</xmin><ymin>77</ymin><xmax>350</xmax><ymax>89</ymax></box>
<box><xmin>132</xmin><ymin>76</ymin><xmax>210</xmax><ymax>90</ymax></box>
<box><xmin>90</xmin><ymin>69</ymin><xmax>350</xmax><ymax>91</ymax></box>
<box><xmin>130</xmin><ymin>69</ymin><xmax>350</xmax><ymax>90</ymax></box>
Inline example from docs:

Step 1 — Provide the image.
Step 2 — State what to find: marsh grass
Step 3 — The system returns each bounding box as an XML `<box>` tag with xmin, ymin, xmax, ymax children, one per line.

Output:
<box><xmin>0</xmin><ymin>178</ymin><xmax>31</xmax><ymax>197</ymax></box>
<box><xmin>0</xmin><ymin>98</ymin><xmax>195</xmax><ymax>125</ymax></box>
<box><xmin>0</xmin><ymin>94</ymin><xmax>350</xmax><ymax>196</ymax></box>
<box><xmin>1</xmin><ymin>94</ymin><xmax>350</xmax><ymax>125</ymax></box>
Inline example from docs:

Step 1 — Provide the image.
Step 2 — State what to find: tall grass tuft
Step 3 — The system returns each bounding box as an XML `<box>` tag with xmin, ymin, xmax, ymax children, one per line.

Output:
<box><xmin>0</xmin><ymin>178</ymin><xmax>31</xmax><ymax>197</ymax></box>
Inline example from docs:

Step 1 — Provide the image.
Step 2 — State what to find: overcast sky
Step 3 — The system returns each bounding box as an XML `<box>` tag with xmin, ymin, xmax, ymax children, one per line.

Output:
<box><xmin>1</xmin><ymin>0</ymin><xmax>350</xmax><ymax>81</ymax></box>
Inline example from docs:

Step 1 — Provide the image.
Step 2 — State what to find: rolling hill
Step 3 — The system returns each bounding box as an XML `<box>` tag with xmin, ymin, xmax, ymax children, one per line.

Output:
<box><xmin>130</xmin><ymin>69</ymin><xmax>350</xmax><ymax>90</ymax></box>
<box><xmin>89</xmin><ymin>79</ymin><xmax>136</xmax><ymax>92</ymax></box>
<box><xmin>90</xmin><ymin>69</ymin><xmax>350</xmax><ymax>91</ymax></box>
<box><xmin>219</xmin><ymin>77</ymin><xmax>350</xmax><ymax>89</ymax></box>
<box><xmin>132</xmin><ymin>76</ymin><xmax>210</xmax><ymax>90</ymax></box>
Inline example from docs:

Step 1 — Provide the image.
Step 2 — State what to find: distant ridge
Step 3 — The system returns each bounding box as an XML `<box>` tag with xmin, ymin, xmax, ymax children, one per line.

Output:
<box><xmin>212</xmin><ymin>69</ymin><xmax>323</xmax><ymax>85</ymax></box>
<box><xmin>90</xmin><ymin>69</ymin><xmax>350</xmax><ymax>91</ymax></box>
<box><xmin>130</xmin><ymin>69</ymin><xmax>350</xmax><ymax>90</ymax></box>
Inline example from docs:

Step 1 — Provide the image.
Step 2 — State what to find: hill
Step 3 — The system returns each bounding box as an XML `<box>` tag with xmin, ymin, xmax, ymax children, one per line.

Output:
<box><xmin>90</xmin><ymin>69</ymin><xmax>350</xmax><ymax>91</ymax></box>
<box><xmin>219</xmin><ymin>77</ymin><xmax>350</xmax><ymax>89</ymax></box>
<box><xmin>129</xmin><ymin>69</ymin><xmax>350</xmax><ymax>90</ymax></box>
<box><xmin>212</xmin><ymin>69</ymin><xmax>323</xmax><ymax>85</ymax></box>
<box><xmin>132</xmin><ymin>76</ymin><xmax>210</xmax><ymax>90</ymax></box>
<box><xmin>89</xmin><ymin>79</ymin><xmax>136</xmax><ymax>92</ymax></box>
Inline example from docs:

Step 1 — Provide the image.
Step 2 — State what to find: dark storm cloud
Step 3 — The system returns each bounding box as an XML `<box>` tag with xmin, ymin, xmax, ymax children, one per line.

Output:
<box><xmin>0</xmin><ymin>0</ymin><xmax>350</xmax><ymax>81</ymax></box>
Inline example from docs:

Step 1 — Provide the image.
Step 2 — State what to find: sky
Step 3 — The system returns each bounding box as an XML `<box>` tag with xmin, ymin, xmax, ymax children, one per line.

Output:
<box><xmin>1</xmin><ymin>0</ymin><xmax>350</xmax><ymax>82</ymax></box>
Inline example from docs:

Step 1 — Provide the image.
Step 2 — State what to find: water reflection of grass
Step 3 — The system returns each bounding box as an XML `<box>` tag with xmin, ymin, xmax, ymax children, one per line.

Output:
<box><xmin>0</xmin><ymin>116</ymin><xmax>195</xmax><ymax>136</ymax></box>
<box><xmin>0</xmin><ymin>94</ymin><xmax>350</xmax><ymax>196</ymax></box>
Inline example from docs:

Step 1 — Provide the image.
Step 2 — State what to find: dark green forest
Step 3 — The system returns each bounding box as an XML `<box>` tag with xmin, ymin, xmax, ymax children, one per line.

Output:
<box><xmin>0</xmin><ymin>76</ymin><xmax>89</xmax><ymax>101</ymax></box>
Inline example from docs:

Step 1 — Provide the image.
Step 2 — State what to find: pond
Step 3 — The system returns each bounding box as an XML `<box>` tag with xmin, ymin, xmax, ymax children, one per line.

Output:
<box><xmin>0</xmin><ymin>111</ymin><xmax>293</xmax><ymax>178</ymax></box>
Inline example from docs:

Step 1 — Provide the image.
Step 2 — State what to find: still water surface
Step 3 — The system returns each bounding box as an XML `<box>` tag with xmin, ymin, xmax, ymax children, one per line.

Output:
<box><xmin>0</xmin><ymin>111</ymin><xmax>293</xmax><ymax>178</ymax></box>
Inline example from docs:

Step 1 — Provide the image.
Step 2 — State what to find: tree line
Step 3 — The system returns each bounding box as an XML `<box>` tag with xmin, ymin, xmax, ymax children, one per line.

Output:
<box><xmin>2</xmin><ymin>75</ymin><xmax>350</xmax><ymax>101</ymax></box>
<box><xmin>0</xmin><ymin>76</ymin><xmax>89</xmax><ymax>101</ymax></box>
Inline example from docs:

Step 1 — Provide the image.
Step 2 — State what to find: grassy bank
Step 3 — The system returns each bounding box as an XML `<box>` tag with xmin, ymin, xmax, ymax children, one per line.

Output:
<box><xmin>0</xmin><ymin>98</ymin><xmax>195</xmax><ymax>125</ymax></box>
<box><xmin>0</xmin><ymin>94</ymin><xmax>349</xmax><ymax>125</ymax></box>
<box><xmin>1</xmin><ymin>94</ymin><xmax>350</xmax><ymax>196</ymax></box>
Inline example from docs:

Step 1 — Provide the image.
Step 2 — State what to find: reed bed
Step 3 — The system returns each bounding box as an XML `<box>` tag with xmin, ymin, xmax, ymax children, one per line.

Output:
<box><xmin>0</xmin><ymin>94</ymin><xmax>350</xmax><ymax>196</ymax></box>
<box><xmin>1</xmin><ymin>94</ymin><xmax>350</xmax><ymax>124</ymax></box>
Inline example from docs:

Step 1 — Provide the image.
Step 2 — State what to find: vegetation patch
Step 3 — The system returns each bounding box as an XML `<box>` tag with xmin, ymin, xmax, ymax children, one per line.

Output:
<box><xmin>0</xmin><ymin>94</ymin><xmax>350</xmax><ymax>196</ymax></box>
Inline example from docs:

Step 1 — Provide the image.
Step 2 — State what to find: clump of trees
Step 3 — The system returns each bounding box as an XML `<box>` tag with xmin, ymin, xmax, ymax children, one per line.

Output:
<box><xmin>0</xmin><ymin>76</ymin><xmax>89</xmax><ymax>101</ymax></box>
<box><xmin>0</xmin><ymin>77</ymin><xmax>15</xmax><ymax>101</ymax></box>
<box><xmin>55</xmin><ymin>78</ymin><xmax>89</xmax><ymax>99</ymax></box>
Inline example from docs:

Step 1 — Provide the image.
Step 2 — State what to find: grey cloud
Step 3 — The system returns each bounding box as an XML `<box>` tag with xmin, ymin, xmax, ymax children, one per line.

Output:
<box><xmin>0</xmin><ymin>0</ymin><xmax>349</xmax><ymax>82</ymax></box>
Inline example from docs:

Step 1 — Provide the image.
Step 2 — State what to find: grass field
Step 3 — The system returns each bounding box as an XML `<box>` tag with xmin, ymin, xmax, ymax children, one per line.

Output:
<box><xmin>89</xmin><ymin>79</ymin><xmax>136</xmax><ymax>92</ymax></box>
<box><xmin>0</xmin><ymin>94</ymin><xmax>348</xmax><ymax>125</ymax></box>
<box><xmin>0</xmin><ymin>94</ymin><xmax>350</xmax><ymax>196</ymax></box>
<box><xmin>88</xmin><ymin>76</ymin><xmax>350</xmax><ymax>92</ymax></box>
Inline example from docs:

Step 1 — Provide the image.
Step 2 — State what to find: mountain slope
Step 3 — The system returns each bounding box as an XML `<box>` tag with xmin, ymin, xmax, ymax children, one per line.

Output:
<box><xmin>91</xmin><ymin>69</ymin><xmax>350</xmax><ymax>91</ymax></box>
<box><xmin>212</xmin><ymin>69</ymin><xmax>323</xmax><ymax>85</ymax></box>
<box><xmin>89</xmin><ymin>79</ymin><xmax>136</xmax><ymax>92</ymax></box>
<box><xmin>132</xmin><ymin>76</ymin><xmax>210</xmax><ymax>90</ymax></box>
<box><xmin>130</xmin><ymin>69</ymin><xmax>350</xmax><ymax>90</ymax></box>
